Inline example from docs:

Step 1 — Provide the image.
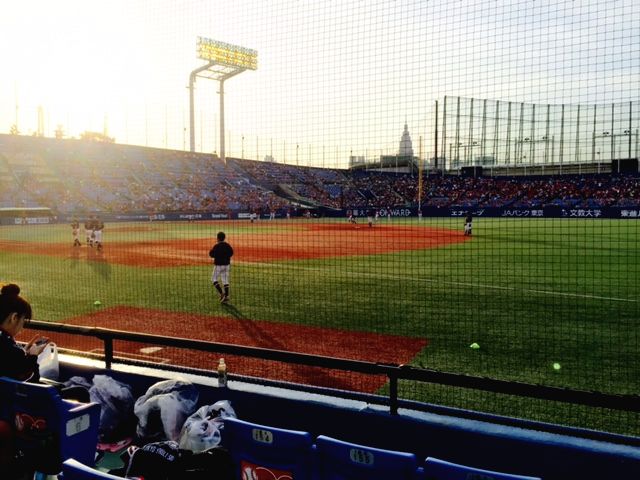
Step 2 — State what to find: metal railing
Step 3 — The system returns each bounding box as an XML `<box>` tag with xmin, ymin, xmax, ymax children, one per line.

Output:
<box><xmin>28</xmin><ymin>321</ymin><xmax>640</xmax><ymax>441</ymax></box>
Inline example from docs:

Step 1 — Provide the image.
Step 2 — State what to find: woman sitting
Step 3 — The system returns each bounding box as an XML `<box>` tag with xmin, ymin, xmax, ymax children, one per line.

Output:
<box><xmin>0</xmin><ymin>283</ymin><xmax>51</xmax><ymax>478</ymax></box>
<box><xmin>0</xmin><ymin>283</ymin><xmax>49</xmax><ymax>381</ymax></box>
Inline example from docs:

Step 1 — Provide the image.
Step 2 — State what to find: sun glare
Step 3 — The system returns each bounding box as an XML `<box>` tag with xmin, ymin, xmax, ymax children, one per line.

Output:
<box><xmin>1</xmin><ymin>1</ymin><xmax>139</xmax><ymax>136</ymax></box>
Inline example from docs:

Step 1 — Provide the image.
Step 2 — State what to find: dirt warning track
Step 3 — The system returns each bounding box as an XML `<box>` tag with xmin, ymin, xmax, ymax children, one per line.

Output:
<box><xmin>28</xmin><ymin>306</ymin><xmax>428</xmax><ymax>393</ymax></box>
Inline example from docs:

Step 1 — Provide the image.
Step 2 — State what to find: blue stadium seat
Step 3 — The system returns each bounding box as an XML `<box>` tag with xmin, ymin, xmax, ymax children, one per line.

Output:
<box><xmin>223</xmin><ymin>417</ymin><xmax>314</xmax><ymax>480</ymax></box>
<box><xmin>315</xmin><ymin>434</ymin><xmax>420</xmax><ymax>479</ymax></box>
<box><xmin>61</xmin><ymin>458</ymin><xmax>125</xmax><ymax>479</ymax></box>
<box><xmin>423</xmin><ymin>457</ymin><xmax>541</xmax><ymax>480</ymax></box>
<box><xmin>0</xmin><ymin>376</ymin><xmax>100</xmax><ymax>474</ymax></box>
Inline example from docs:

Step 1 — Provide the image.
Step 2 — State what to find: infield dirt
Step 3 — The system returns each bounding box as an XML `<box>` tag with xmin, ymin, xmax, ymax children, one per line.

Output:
<box><xmin>0</xmin><ymin>222</ymin><xmax>467</xmax><ymax>267</ymax></box>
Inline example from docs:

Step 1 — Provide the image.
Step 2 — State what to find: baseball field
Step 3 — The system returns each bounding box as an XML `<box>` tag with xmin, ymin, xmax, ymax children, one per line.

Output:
<box><xmin>1</xmin><ymin>217</ymin><xmax>638</xmax><ymax>434</ymax></box>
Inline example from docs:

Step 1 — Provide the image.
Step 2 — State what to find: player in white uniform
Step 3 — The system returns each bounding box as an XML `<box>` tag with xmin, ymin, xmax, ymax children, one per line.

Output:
<box><xmin>464</xmin><ymin>213</ymin><xmax>473</xmax><ymax>236</ymax></box>
<box><xmin>209</xmin><ymin>232</ymin><xmax>234</xmax><ymax>303</ymax></box>
<box><xmin>84</xmin><ymin>219</ymin><xmax>93</xmax><ymax>246</ymax></box>
<box><xmin>93</xmin><ymin>217</ymin><xmax>105</xmax><ymax>250</ymax></box>
<box><xmin>71</xmin><ymin>219</ymin><xmax>81</xmax><ymax>247</ymax></box>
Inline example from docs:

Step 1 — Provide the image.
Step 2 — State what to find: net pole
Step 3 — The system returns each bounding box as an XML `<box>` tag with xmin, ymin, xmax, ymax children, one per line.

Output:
<box><xmin>418</xmin><ymin>136</ymin><xmax>423</xmax><ymax>214</ymax></box>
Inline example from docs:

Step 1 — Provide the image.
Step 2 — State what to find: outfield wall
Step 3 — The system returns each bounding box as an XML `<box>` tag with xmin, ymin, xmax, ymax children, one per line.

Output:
<box><xmin>5</xmin><ymin>205</ymin><xmax>636</xmax><ymax>226</ymax></box>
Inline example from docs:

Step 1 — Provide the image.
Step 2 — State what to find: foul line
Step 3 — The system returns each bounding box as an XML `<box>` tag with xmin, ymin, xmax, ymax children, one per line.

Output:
<box><xmin>246</xmin><ymin>262</ymin><xmax>638</xmax><ymax>303</ymax></box>
<box><xmin>88</xmin><ymin>348</ymin><xmax>172</xmax><ymax>364</ymax></box>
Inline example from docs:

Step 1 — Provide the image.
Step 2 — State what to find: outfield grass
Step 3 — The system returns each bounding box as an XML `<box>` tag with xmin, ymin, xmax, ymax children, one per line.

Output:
<box><xmin>1</xmin><ymin>217</ymin><xmax>638</xmax><ymax>435</ymax></box>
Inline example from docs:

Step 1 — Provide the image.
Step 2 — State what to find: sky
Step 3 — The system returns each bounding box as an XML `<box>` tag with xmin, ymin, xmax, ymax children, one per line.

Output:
<box><xmin>0</xmin><ymin>0</ymin><xmax>639</xmax><ymax>168</ymax></box>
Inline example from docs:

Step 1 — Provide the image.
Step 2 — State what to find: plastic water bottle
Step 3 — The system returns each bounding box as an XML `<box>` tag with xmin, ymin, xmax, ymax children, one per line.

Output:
<box><xmin>217</xmin><ymin>358</ymin><xmax>227</xmax><ymax>387</ymax></box>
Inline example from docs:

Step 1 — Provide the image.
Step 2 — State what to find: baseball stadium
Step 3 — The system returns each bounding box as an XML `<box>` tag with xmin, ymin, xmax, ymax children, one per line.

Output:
<box><xmin>0</xmin><ymin>1</ymin><xmax>639</xmax><ymax>479</ymax></box>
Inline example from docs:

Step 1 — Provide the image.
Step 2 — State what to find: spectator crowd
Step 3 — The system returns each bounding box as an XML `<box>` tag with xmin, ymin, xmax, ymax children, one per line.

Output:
<box><xmin>0</xmin><ymin>134</ymin><xmax>639</xmax><ymax>215</ymax></box>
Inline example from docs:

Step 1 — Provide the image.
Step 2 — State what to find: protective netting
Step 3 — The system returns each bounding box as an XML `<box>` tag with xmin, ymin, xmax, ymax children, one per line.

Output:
<box><xmin>1</xmin><ymin>0</ymin><xmax>639</xmax><ymax>436</ymax></box>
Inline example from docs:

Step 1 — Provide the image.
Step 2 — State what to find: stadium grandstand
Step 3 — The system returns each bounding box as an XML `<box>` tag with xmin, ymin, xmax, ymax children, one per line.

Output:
<box><xmin>1</xmin><ymin>133</ymin><xmax>639</xmax><ymax>218</ymax></box>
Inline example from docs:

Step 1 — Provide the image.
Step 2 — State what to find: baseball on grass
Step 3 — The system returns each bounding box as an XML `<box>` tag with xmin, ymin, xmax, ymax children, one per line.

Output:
<box><xmin>552</xmin><ymin>362</ymin><xmax>561</xmax><ymax>371</ymax></box>
<box><xmin>94</xmin><ymin>300</ymin><xmax>102</xmax><ymax>306</ymax></box>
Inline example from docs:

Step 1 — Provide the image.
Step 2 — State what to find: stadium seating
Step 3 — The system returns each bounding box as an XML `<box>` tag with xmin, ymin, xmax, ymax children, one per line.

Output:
<box><xmin>61</xmin><ymin>458</ymin><xmax>125</xmax><ymax>479</ymax></box>
<box><xmin>1</xmin><ymin>133</ymin><xmax>640</xmax><ymax>214</ymax></box>
<box><xmin>223</xmin><ymin>417</ymin><xmax>315</xmax><ymax>480</ymax></box>
<box><xmin>423</xmin><ymin>457</ymin><xmax>541</xmax><ymax>480</ymax></box>
<box><xmin>314</xmin><ymin>434</ymin><xmax>420</xmax><ymax>479</ymax></box>
<box><xmin>0</xmin><ymin>376</ymin><xmax>100</xmax><ymax>474</ymax></box>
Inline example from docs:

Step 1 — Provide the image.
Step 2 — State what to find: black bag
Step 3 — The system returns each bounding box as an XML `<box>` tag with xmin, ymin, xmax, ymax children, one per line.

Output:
<box><xmin>125</xmin><ymin>441</ymin><xmax>181</xmax><ymax>480</ymax></box>
<box><xmin>124</xmin><ymin>441</ymin><xmax>233</xmax><ymax>480</ymax></box>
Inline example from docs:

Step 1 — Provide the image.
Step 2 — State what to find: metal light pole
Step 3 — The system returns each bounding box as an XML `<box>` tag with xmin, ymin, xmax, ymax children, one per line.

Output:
<box><xmin>188</xmin><ymin>61</ymin><xmax>214</xmax><ymax>152</ymax></box>
<box><xmin>218</xmin><ymin>70</ymin><xmax>245</xmax><ymax>162</ymax></box>
<box><xmin>188</xmin><ymin>37</ymin><xmax>257</xmax><ymax>163</ymax></box>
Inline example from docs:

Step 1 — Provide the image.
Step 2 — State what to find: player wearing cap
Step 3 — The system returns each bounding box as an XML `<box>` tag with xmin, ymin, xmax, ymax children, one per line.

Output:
<box><xmin>209</xmin><ymin>232</ymin><xmax>234</xmax><ymax>303</ymax></box>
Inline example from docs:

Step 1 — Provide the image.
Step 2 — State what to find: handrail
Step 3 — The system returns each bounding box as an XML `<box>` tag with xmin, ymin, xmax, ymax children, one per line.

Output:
<box><xmin>27</xmin><ymin>320</ymin><xmax>640</xmax><ymax>415</ymax></box>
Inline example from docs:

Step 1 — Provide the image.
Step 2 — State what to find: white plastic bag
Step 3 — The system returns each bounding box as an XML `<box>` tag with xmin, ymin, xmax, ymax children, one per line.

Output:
<box><xmin>134</xmin><ymin>379</ymin><xmax>199</xmax><ymax>442</ymax></box>
<box><xmin>37</xmin><ymin>342</ymin><xmax>59</xmax><ymax>380</ymax></box>
<box><xmin>179</xmin><ymin>400</ymin><xmax>237</xmax><ymax>452</ymax></box>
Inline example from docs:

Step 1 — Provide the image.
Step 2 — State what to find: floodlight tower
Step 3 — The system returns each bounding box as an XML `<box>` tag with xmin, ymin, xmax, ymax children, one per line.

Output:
<box><xmin>188</xmin><ymin>37</ymin><xmax>258</xmax><ymax>163</ymax></box>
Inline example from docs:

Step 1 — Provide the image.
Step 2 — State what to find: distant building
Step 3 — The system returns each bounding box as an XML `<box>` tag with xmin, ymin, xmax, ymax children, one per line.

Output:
<box><xmin>398</xmin><ymin>123</ymin><xmax>414</xmax><ymax>157</ymax></box>
<box><xmin>349</xmin><ymin>124</ymin><xmax>419</xmax><ymax>172</ymax></box>
<box><xmin>377</xmin><ymin>124</ymin><xmax>417</xmax><ymax>172</ymax></box>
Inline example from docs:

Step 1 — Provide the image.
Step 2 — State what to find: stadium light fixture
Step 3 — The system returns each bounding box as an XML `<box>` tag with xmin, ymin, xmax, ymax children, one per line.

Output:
<box><xmin>196</xmin><ymin>38</ymin><xmax>258</xmax><ymax>70</ymax></box>
<box><xmin>187</xmin><ymin>37</ymin><xmax>258</xmax><ymax>162</ymax></box>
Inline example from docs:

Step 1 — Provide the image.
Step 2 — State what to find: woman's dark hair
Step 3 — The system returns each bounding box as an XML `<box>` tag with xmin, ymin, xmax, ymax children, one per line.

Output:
<box><xmin>0</xmin><ymin>284</ymin><xmax>32</xmax><ymax>322</ymax></box>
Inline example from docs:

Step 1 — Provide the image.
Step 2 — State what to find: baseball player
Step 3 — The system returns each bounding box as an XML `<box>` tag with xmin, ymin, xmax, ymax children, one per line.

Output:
<box><xmin>464</xmin><ymin>213</ymin><xmax>473</xmax><ymax>236</ymax></box>
<box><xmin>71</xmin><ymin>219</ymin><xmax>81</xmax><ymax>247</ymax></box>
<box><xmin>93</xmin><ymin>216</ymin><xmax>105</xmax><ymax>251</ymax></box>
<box><xmin>209</xmin><ymin>231</ymin><xmax>234</xmax><ymax>303</ymax></box>
<box><xmin>84</xmin><ymin>218</ymin><xmax>93</xmax><ymax>247</ymax></box>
